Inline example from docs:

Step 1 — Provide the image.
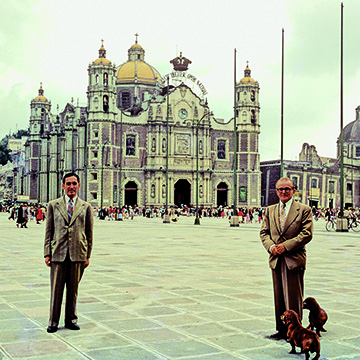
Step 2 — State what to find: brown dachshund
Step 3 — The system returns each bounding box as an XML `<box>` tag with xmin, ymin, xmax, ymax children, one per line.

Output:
<box><xmin>281</xmin><ymin>310</ymin><xmax>320</xmax><ymax>360</ymax></box>
<box><xmin>303</xmin><ymin>297</ymin><xmax>328</xmax><ymax>337</ymax></box>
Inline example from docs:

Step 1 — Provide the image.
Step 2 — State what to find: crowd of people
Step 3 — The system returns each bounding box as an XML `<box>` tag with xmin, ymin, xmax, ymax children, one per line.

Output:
<box><xmin>92</xmin><ymin>205</ymin><xmax>267</xmax><ymax>223</ymax></box>
<box><xmin>2</xmin><ymin>202</ymin><xmax>46</xmax><ymax>228</ymax></box>
<box><xmin>2</xmin><ymin>200</ymin><xmax>360</xmax><ymax>227</ymax></box>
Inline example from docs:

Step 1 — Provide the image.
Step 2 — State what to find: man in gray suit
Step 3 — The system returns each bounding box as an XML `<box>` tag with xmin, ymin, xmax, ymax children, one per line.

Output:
<box><xmin>44</xmin><ymin>172</ymin><xmax>93</xmax><ymax>333</ymax></box>
<box><xmin>260</xmin><ymin>177</ymin><xmax>313</xmax><ymax>340</ymax></box>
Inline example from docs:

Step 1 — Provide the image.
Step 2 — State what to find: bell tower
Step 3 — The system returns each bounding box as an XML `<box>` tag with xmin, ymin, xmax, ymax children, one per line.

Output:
<box><xmin>86</xmin><ymin>40</ymin><xmax>117</xmax><ymax>205</ymax></box>
<box><xmin>29</xmin><ymin>83</ymin><xmax>51</xmax><ymax>138</ymax></box>
<box><xmin>235</xmin><ymin>63</ymin><xmax>261</xmax><ymax>207</ymax></box>
<box><xmin>87</xmin><ymin>40</ymin><xmax>117</xmax><ymax>120</ymax></box>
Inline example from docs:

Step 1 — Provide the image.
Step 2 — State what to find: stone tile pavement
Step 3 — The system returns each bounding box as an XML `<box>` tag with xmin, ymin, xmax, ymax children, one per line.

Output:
<box><xmin>0</xmin><ymin>212</ymin><xmax>359</xmax><ymax>360</ymax></box>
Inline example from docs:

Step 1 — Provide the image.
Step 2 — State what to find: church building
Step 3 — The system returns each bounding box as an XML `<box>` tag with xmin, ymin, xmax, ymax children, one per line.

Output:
<box><xmin>18</xmin><ymin>37</ymin><xmax>262</xmax><ymax>209</ymax></box>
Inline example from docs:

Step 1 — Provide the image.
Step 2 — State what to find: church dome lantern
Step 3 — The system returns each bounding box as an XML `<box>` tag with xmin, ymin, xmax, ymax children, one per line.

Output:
<box><xmin>93</xmin><ymin>40</ymin><xmax>111</xmax><ymax>66</ymax></box>
<box><xmin>34</xmin><ymin>83</ymin><xmax>49</xmax><ymax>102</ymax></box>
<box><xmin>239</xmin><ymin>63</ymin><xmax>256</xmax><ymax>84</ymax></box>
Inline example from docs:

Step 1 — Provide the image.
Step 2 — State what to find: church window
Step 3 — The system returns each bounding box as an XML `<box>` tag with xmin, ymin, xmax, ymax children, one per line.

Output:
<box><xmin>329</xmin><ymin>180</ymin><xmax>335</xmax><ymax>194</ymax></box>
<box><xmin>121</xmin><ymin>92</ymin><xmax>131</xmax><ymax>109</ymax></box>
<box><xmin>93</xmin><ymin>151</ymin><xmax>98</xmax><ymax>158</ymax></box>
<box><xmin>291</xmin><ymin>176</ymin><xmax>299</xmax><ymax>189</ymax></box>
<box><xmin>251</xmin><ymin>90</ymin><xmax>255</xmax><ymax>101</ymax></box>
<box><xmin>91</xmin><ymin>192</ymin><xmax>97</xmax><ymax>200</ymax></box>
<box><xmin>91</xmin><ymin>173</ymin><xmax>98</xmax><ymax>180</ymax></box>
<box><xmin>103</xmin><ymin>95</ymin><xmax>109</xmax><ymax>112</ymax></box>
<box><xmin>347</xmin><ymin>183</ymin><xmax>353</xmax><ymax>195</ymax></box>
<box><xmin>239</xmin><ymin>186</ymin><xmax>247</xmax><ymax>202</ymax></box>
<box><xmin>217</xmin><ymin>140</ymin><xmax>226</xmax><ymax>159</ymax></box>
<box><xmin>251</xmin><ymin>110</ymin><xmax>256</xmax><ymax>123</ymax></box>
<box><xmin>311</xmin><ymin>178</ymin><xmax>318</xmax><ymax>188</ymax></box>
<box><xmin>94</xmin><ymin>131</ymin><xmax>99</xmax><ymax>138</ymax></box>
<box><xmin>126</xmin><ymin>135</ymin><xmax>136</xmax><ymax>156</ymax></box>
<box><xmin>103</xmin><ymin>73</ymin><xmax>108</xmax><ymax>86</ymax></box>
<box><xmin>242</xmin><ymin>111</ymin><xmax>247</xmax><ymax>122</ymax></box>
<box><xmin>41</xmin><ymin>108</ymin><xmax>46</xmax><ymax>120</ymax></box>
<box><xmin>96</xmin><ymin>75</ymin><xmax>99</xmax><ymax>84</ymax></box>
<box><xmin>356</xmin><ymin>146</ymin><xmax>360</xmax><ymax>157</ymax></box>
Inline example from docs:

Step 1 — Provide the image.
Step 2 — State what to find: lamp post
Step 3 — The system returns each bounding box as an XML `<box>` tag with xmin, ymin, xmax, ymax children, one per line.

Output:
<box><xmin>100</xmin><ymin>140</ymin><xmax>110</xmax><ymax>208</ymax></box>
<box><xmin>37</xmin><ymin>143</ymin><xmax>41</xmax><ymax>204</ymax></box>
<box><xmin>58</xmin><ymin>159</ymin><xmax>64</xmax><ymax>197</ymax></box>
<box><xmin>163</xmin><ymin>77</ymin><xmax>171</xmax><ymax>223</ymax></box>
<box><xmin>47</xmin><ymin>155</ymin><xmax>54</xmax><ymax>202</ymax></box>
<box><xmin>192</xmin><ymin>110</ymin><xmax>210</xmax><ymax>225</ymax></box>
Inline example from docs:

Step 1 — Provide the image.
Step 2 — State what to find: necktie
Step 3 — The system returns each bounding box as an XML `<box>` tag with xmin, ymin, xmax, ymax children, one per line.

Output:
<box><xmin>280</xmin><ymin>203</ymin><xmax>286</xmax><ymax>231</ymax></box>
<box><xmin>68</xmin><ymin>199</ymin><xmax>74</xmax><ymax>221</ymax></box>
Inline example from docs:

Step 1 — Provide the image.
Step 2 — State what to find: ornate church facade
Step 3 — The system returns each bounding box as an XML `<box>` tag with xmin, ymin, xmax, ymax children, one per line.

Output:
<box><xmin>17</xmin><ymin>38</ymin><xmax>262</xmax><ymax>209</ymax></box>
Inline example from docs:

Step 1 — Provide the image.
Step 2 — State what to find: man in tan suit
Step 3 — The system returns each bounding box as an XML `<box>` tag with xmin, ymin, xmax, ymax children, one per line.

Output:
<box><xmin>44</xmin><ymin>172</ymin><xmax>93</xmax><ymax>333</ymax></box>
<box><xmin>260</xmin><ymin>177</ymin><xmax>313</xmax><ymax>340</ymax></box>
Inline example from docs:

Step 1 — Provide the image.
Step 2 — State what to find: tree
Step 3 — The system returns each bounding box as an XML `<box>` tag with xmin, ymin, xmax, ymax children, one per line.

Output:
<box><xmin>0</xmin><ymin>128</ymin><xmax>28</xmax><ymax>165</ymax></box>
<box><xmin>0</xmin><ymin>143</ymin><xmax>11</xmax><ymax>165</ymax></box>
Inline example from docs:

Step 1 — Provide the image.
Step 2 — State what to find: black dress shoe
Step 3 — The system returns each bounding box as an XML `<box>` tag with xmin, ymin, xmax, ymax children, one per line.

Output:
<box><xmin>267</xmin><ymin>331</ymin><xmax>287</xmax><ymax>340</ymax></box>
<box><xmin>47</xmin><ymin>326</ymin><xmax>58</xmax><ymax>333</ymax></box>
<box><xmin>65</xmin><ymin>323</ymin><xmax>80</xmax><ymax>330</ymax></box>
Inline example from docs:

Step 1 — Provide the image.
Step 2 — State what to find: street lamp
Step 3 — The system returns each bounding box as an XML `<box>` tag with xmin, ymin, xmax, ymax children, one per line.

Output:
<box><xmin>47</xmin><ymin>155</ymin><xmax>54</xmax><ymax>202</ymax></box>
<box><xmin>98</xmin><ymin>140</ymin><xmax>110</xmax><ymax>208</ymax></box>
<box><xmin>189</xmin><ymin>110</ymin><xmax>211</xmax><ymax>225</ymax></box>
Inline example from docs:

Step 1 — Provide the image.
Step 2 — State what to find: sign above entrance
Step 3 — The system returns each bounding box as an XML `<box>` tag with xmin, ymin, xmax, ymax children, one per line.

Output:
<box><xmin>162</xmin><ymin>52</ymin><xmax>208</xmax><ymax>100</ymax></box>
<box><xmin>161</xmin><ymin>71</ymin><xmax>208</xmax><ymax>100</ymax></box>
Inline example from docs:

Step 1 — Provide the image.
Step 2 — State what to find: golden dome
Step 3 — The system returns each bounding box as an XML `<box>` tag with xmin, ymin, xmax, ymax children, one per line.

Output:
<box><xmin>116</xmin><ymin>61</ymin><xmax>162</xmax><ymax>86</ymax></box>
<box><xmin>34</xmin><ymin>83</ymin><xmax>48</xmax><ymax>102</ymax></box>
<box><xmin>239</xmin><ymin>65</ymin><xmax>256</xmax><ymax>84</ymax></box>
<box><xmin>130</xmin><ymin>43</ymin><xmax>143</xmax><ymax>49</ymax></box>
<box><xmin>239</xmin><ymin>76</ymin><xmax>256</xmax><ymax>84</ymax></box>
<box><xmin>93</xmin><ymin>57</ymin><xmax>111</xmax><ymax>65</ymax></box>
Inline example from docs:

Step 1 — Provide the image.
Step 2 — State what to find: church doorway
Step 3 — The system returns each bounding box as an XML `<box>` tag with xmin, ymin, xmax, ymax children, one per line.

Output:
<box><xmin>124</xmin><ymin>181</ymin><xmax>137</xmax><ymax>206</ymax></box>
<box><xmin>174</xmin><ymin>179</ymin><xmax>191</xmax><ymax>207</ymax></box>
<box><xmin>217</xmin><ymin>182</ymin><xmax>228</xmax><ymax>206</ymax></box>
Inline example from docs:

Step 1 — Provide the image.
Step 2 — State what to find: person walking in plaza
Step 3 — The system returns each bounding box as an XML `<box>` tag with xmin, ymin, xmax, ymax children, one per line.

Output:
<box><xmin>16</xmin><ymin>204</ymin><xmax>24</xmax><ymax>228</ymax></box>
<box><xmin>260</xmin><ymin>177</ymin><xmax>313</xmax><ymax>340</ymax></box>
<box><xmin>44</xmin><ymin>172</ymin><xmax>93</xmax><ymax>333</ymax></box>
<box><xmin>36</xmin><ymin>205</ymin><xmax>43</xmax><ymax>224</ymax></box>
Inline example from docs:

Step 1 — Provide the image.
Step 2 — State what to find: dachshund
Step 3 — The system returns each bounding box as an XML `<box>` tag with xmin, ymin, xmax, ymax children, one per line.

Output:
<box><xmin>281</xmin><ymin>310</ymin><xmax>320</xmax><ymax>360</ymax></box>
<box><xmin>303</xmin><ymin>297</ymin><xmax>328</xmax><ymax>337</ymax></box>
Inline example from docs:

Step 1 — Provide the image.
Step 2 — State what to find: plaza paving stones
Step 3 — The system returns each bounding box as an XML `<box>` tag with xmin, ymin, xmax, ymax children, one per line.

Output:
<box><xmin>0</xmin><ymin>213</ymin><xmax>360</xmax><ymax>359</ymax></box>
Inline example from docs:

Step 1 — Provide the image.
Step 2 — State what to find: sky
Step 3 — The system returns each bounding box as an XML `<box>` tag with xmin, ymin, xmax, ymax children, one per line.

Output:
<box><xmin>1</xmin><ymin>0</ymin><xmax>360</xmax><ymax>161</ymax></box>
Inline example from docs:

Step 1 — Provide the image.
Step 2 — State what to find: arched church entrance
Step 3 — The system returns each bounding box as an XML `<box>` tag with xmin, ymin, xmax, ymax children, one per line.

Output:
<box><xmin>174</xmin><ymin>179</ymin><xmax>191</xmax><ymax>207</ymax></box>
<box><xmin>124</xmin><ymin>181</ymin><xmax>137</xmax><ymax>206</ymax></box>
<box><xmin>217</xmin><ymin>182</ymin><xmax>228</xmax><ymax>206</ymax></box>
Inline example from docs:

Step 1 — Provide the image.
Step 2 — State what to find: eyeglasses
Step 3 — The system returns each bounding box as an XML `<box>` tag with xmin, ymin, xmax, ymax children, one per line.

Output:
<box><xmin>276</xmin><ymin>187</ymin><xmax>294</xmax><ymax>192</ymax></box>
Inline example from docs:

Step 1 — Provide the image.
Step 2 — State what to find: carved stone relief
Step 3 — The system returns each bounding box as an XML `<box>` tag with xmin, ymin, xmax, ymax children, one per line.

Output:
<box><xmin>175</xmin><ymin>134</ymin><xmax>191</xmax><ymax>155</ymax></box>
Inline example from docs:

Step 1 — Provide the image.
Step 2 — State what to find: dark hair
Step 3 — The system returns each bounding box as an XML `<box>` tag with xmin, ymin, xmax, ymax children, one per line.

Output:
<box><xmin>63</xmin><ymin>172</ymin><xmax>80</xmax><ymax>184</ymax></box>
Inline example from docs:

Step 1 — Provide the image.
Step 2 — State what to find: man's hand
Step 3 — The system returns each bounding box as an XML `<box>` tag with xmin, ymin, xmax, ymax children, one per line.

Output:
<box><xmin>45</xmin><ymin>256</ymin><xmax>51</xmax><ymax>267</ymax></box>
<box><xmin>270</xmin><ymin>243</ymin><xmax>286</xmax><ymax>255</ymax></box>
<box><xmin>84</xmin><ymin>258</ymin><xmax>90</xmax><ymax>269</ymax></box>
<box><xmin>275</xmin><ymin>243</ymin><xmax>286</xmax><ymax>254</ymax></box>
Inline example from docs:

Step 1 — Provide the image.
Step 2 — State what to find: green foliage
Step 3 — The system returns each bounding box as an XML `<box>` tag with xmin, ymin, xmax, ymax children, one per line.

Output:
<box><xmin>0</xmin><ymin>128</ymin><xmax>28</xmax><ymax>165</ymax></box>
<box><xmin>0</xmin><ymin>143</ymin><xmax>11</xmax><ymax>165</ymax></box>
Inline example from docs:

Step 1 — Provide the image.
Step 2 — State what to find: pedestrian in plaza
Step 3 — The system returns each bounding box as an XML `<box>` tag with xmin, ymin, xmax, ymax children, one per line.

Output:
<box><xmin>16</xmin><ymin>204</ymin><xmax>24</xmax><ymax>228</ymax></box>
<box><xmin>36</xmin><ymin>205</ymin><xmax>43</xmax><ymax>224</ymax></box>
<box><xmin>21</xmin><ymin>204</ymin><xmax>29</xmax><ymax>228</ymax></box>
<box><xmin>44</xmin><ymin>172</ymin><xmax>93</xmax><ymax>333</ymax></box>
<box><xmin>260</xmin><ymin>177</ymin><xmax>313</xmax><ymax>340</ymax></box>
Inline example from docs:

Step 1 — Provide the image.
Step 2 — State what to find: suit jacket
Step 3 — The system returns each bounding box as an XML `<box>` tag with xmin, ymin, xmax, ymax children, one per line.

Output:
<box><xmin>260</xmin><ymin>200</ymin><xmax>313</xmax><ymax>271</ymax></box>
<box><xmin>44</xmin><ymin>196</ymin><xmax>94</xmax><ymax>262</ymax></box>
